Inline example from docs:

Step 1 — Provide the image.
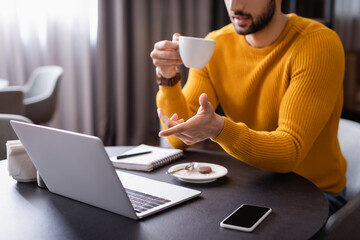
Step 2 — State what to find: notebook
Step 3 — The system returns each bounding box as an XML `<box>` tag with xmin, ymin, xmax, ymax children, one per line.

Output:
<box><xmin>10</xmin><ymin>120</ymin><xmax>201</xmax><ymax>220</ymax></box>
<box><xmin>110</xmin><ymin>144</ymin><xmax>183</xmax><ymax>171</ymax></box>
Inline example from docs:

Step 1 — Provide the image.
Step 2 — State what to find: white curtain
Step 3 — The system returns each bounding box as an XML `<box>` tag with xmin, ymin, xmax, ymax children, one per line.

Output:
<box><xmin>0</xmin><ymin>0</ymin><xmax>228</xmax><ymax>145</ymax></box>
<box><xmin>0</xmin><ymin>0</ymin><xmax>98</xmax><ymax>135</ymax></box>
<box><xmin>96</xmin><ymin>0</ymin><xmax>217</xmax><ymax>146</ymax></box>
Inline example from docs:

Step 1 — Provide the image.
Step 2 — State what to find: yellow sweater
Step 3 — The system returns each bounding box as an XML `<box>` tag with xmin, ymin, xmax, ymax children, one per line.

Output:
<box><xmin>156</xmin><ymin>14</ymin><xmax>346</xmax><ymax>194</ymax></box>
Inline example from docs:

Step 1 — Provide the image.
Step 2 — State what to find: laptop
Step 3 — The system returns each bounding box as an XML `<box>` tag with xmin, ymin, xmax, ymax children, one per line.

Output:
<box><xmin>10</xmin><ymin>120</ymin><xmax>201</xmax><ymax>219</ymax></box>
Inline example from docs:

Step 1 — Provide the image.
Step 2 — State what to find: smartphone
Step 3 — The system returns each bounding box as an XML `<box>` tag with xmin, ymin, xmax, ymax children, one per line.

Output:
<box><xmin>220</xmin><ymin>204</ymin><xmax>272</xmax><ymax>232</ymax></box>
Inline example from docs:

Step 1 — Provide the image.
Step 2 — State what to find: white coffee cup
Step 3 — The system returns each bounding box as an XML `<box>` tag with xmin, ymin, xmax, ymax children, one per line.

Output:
<box><xmin>6</xmin><ymin>140</ymin><xmax>37</xmax><ymax>182</ymax></box>
<box><xmin>178</xmin><ymin>36</ymin><xmax>216</xmax><ymax>69</ymax></box>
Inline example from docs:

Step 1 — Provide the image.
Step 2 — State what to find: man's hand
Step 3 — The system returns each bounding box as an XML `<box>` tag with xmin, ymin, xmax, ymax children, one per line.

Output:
<box><xmin>157</xmin><ymin>93</ymin><xmax>225</xmax><ymax>145</ymax></box>
<box><xmin>150</xmin><ymin>33</ymin><xmax>182</xmax><ymax>79</ymax></box>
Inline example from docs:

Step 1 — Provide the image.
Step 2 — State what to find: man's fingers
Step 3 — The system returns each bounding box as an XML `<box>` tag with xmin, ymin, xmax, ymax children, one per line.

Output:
<box><xmin>177</xmin><ymin>118</ymin><xmax>185</xmax><ymax>123</ymax></box>
<box><xmin>172</xmin><ymin>33</ymin><xmax>180</xmax><ymax>42</ymax></box>
<box><xmin>170</xmin><ymin>113</ymin><xmax>178</xmax><ymax>121</ymax></box>
<box><xmin>157</xmin><ymin>109</ymin><xmax>183</xmax><ymax>129</ymax></box>
<box><xmin>157</xmin><ymin>108</ymin><xmax>171</xmax><ymax>127</ymax></box>
<box><xmin>159</xmin><ymin>122</ymin><xmax>187</xmax><ymax>137</ymax></box>
<box><xmin>166</xmin><ymin>132</ymin><xmax>196</xmax><ymax>146</ymax></box>
<box><xmin>151</xmin><ymin>49</ymin><xmax>181</xmax><ymax>60</ymax></box>
<box><xmin>197</xmin><ymin>93</ymin><xmax>214</xmax><ymax>114</ymax></box>
<box><xmin>155</xmin><ymin>40</ymin><xmax>178</xmax><ymax>50</ymax></box>
<box><xmin>199</xmin><ymin>93</ymin><xmax>210</xmax><ymax>109</ymax></box>
<box><xmin>152</xmin><ymin>59</ymin><xmax>183</xmax><ymax>67</ymax></box>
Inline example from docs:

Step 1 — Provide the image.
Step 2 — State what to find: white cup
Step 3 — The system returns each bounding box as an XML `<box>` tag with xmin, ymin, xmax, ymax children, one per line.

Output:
<box><xmin>6</xmin><ymin>140</ymin><xmax>37</xmax><ymax>182</ymax></box>
<box><xmin>178</xmin><ymin>36</ymin><xmax>216</xmax><ymax>69</ymax></box>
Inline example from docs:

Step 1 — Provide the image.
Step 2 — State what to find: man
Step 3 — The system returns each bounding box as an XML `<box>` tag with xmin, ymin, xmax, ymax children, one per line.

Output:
<box><xmin>150</xmin><ymin>0</ymin><xmax>347</xmax><ymax>215</ymax></box>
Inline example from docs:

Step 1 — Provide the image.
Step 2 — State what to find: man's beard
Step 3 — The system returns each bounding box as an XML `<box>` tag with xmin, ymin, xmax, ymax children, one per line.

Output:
<box><xmin>233</xmin><ymin>0</ymin><xmax>276</xmax><ymax>35</ymax></box>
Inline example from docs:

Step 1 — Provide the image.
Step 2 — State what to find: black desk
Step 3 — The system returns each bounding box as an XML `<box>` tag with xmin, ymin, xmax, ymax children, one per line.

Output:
<box><xmin>0</xmin><ymin>147</ymin><xmax>328</xmax><ymax>240</ymax></box>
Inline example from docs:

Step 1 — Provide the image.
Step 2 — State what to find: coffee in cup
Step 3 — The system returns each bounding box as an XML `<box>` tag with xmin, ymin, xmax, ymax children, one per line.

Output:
<box><xmin>178</xmin><ymin>36</ymin><xmax>216</xmax><ymax>69</ymax></box>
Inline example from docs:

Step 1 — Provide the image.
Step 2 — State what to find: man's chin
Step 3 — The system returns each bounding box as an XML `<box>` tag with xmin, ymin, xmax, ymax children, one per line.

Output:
<box><xmin>232</xmin><ymin>23</ymin><xmax>249</xmax><ymax>35</ymax></box>
<box><xmin>233</xmin><ymin>23</ymin><xmax>260</xmax><ymax>35</ymax></box>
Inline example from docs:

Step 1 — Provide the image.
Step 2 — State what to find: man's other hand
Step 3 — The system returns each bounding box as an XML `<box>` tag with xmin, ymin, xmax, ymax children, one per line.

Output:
<box><xmin>158</xmin><ymin>93</ymin><xmax>225</xmax><ymax>145</ymax></box>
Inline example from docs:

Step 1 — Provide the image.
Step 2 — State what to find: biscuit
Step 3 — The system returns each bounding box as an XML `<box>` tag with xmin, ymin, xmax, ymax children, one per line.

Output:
<box><xmin>198</xmin><ymin>166</ymin><xmax>212</xmax><ymax>174</ymax></box>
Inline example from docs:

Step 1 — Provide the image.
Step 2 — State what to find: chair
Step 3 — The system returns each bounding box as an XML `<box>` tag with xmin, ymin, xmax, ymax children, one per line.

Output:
<box><xmin>0</xmin><ymin>114</ymin><xmax>33</xmax><ymax>160</ymax></box>
<box><xmin>0</xmin><ymin>78</ymin><xmax>9</xmax><ymax>88</ymax></box>
<box><xmin>314</xmin><ymin>118</ymin><xmax>360</xmax><ymax>239</ymax></box>
<box><xmin>0</xmin><ymin>88</ymin><xmax>24</xmax><ymax>115</ymax></box>
<box><xmin>23</xmin><ymin>66</ymin><xmax>63</xmax><ymax>124</ymax></box>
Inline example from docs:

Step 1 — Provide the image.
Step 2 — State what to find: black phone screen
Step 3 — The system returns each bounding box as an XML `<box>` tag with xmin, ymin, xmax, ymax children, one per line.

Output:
<box><xmin>223</xmin><ymin>204</ymin><xmax>271</xmax><ymax>228</ymax></box>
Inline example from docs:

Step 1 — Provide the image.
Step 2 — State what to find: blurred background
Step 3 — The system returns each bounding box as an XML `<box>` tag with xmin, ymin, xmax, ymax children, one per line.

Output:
<box><xmin>0</xmin><ymin>0</ymin><xmax>359</xmax><ymax>147</ymax></box>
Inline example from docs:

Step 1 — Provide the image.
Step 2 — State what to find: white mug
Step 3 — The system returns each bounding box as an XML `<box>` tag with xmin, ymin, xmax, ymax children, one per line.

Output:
<box><xmin>178</xmin><ymin>36</ymin><xmax>216</xmax><ymax>69</ymax></box>
<box><xmin>6</xmin><ymin>140</ymin><xmax>37</xmax><ymax>182</ymax></box>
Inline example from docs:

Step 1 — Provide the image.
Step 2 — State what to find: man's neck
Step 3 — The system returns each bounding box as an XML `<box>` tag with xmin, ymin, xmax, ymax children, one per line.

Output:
<box><xmin>245</xmin><ymin>13</ymin><xmax>289</xmax><ymax>48</ymax></box>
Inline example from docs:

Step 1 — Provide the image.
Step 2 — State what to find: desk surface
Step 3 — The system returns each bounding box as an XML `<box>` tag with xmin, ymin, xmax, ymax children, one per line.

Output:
<box><xmin>0</xmin><ymin>147</ymin><xmax>328</xmax><ymax>240</ymax></box>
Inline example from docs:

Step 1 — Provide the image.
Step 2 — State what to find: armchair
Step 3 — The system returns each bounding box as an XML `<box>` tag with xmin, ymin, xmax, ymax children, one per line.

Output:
<box><xmin>314</xmin><ymin>118</ymin><xmax>360</xmax><ymax>239</ymax></box>
<box><xmin>23</xmin><ymin>66</ymin><xmax>64</xmax><ymax>124</ymax></box>
<box><xmin>0</xmin><ymin>66</ymin><xmax>63</xmax><ymax>124</ymax></box>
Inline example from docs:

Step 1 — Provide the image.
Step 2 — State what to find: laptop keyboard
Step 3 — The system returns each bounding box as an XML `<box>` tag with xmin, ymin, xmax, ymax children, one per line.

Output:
<box><xmin>125</xmin><ymin>188</ymin><xmax>171</xmax><ymax>213</ymax></box>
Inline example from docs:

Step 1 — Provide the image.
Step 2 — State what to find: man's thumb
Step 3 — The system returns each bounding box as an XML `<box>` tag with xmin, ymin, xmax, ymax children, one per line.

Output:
<box><xmin>172</xmin><ymin>33</ymin><xmax>180</xmax><ymax>42</ymax></box>
<box><xmin>199</xmin><ymin>93</ymin><xmax>212</xmax><ymax>112</ymax></box>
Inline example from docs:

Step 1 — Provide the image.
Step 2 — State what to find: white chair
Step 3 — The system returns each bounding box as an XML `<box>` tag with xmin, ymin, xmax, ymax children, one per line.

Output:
<box><xmin>23</xmin><ymin>66</ymin><xmax>63</xmax><ymax>124</ymax></box>
<box><xmin>0</xmin><ymin>78</ymin><xmax>9</xmax><ymax>88</ymax></box>
<box><xmin>0</xmin><ymin>66</ymin><xmax>63</xmax><ymax>124</ymax></box>
<box><xmin>314</xmin><ymin>118</ymin><xmax>360</xmax><ymax>239</ymax></box>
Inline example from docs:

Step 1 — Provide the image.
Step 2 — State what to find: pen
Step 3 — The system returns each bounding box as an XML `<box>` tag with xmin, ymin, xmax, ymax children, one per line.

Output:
<box><xmin>116</xmin><ymin>151</ymin><xmax>152</xmax><ymax>159</ymax></box>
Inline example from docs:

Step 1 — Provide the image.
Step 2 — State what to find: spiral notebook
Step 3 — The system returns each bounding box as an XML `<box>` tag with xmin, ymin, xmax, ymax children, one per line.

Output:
<box><xmin>110</xmin><ymin>144</ymin><xmax>183</xmax><ymax>172</ymax></box>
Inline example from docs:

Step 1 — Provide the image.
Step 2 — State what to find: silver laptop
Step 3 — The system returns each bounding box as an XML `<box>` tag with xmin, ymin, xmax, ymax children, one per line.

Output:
<box><xmin>10</xmin><ymin>120</ymin><xmax>201</xmax><ymax>219</ymax></box>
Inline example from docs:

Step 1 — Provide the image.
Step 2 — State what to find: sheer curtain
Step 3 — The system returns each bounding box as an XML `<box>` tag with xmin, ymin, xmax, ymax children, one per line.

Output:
<box><xmin>97</xmin><ymin>0</ymin><xmax>227</xmax><ymax>146</ymax></box>
<box><xmin>0</xmin><ymin>0</ymin><xmax>229</xmax><ymax>146</ymax></box>
<box><xmin>0</xmin><ymin>0</ymin><xmax>98</xmax><ymax>135</ymax></box>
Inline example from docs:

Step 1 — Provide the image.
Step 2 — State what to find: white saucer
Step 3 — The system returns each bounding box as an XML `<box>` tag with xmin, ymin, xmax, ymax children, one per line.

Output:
<box><xmin>167</xmin><ymin>162</ymin><xmax>228</xmax><ymax>183</ymax></box>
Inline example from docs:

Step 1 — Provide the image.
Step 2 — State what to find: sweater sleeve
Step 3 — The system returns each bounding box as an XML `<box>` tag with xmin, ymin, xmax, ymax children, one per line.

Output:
<box><xmin>212</xmin><ymin>30</ymin><xmax>345</xmax><ymax>173</ymax></box>
<box><xmin>156</xmin><ymin>66</ymin><xmax>219</xmax><ymax>149</ymax></box>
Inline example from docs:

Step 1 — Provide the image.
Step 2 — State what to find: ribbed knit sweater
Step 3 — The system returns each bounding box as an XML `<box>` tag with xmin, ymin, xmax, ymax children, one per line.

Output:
<box><xmin>156</xmin><ymin>14</ymin><xmax>346</xmax><ymax>193</ymax></box>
